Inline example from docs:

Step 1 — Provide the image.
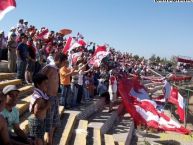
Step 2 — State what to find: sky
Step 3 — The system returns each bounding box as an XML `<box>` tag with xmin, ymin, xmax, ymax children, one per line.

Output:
<box><xmin>0</xmin><ymin>0</ymin><xmax>193</xmax><ymax>59</ymax></box>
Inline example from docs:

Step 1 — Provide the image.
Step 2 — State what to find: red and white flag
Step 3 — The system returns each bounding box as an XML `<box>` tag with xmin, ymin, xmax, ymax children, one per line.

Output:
<box><xmin>0</xmin><ymin>0</ymin><xmax>16</xmax><ymax>20</ymax></box>
<box><xmin>168</xmin><ymin>87</ymin><xmax>186</xmax><ymax>122</ymax></box>
<box><xmin>78</xmin><ymin>39</ymin><xmax>86</xmax><ymax>47</ymax></box>
<box><xmin>118</xmin><ymin>78</ymin><xmax>190</xmax><ymax>134</ymax></box>
<box><xmin>36</xmin><ymin>29</ymin><xmax>49</xmax><ymax>40</ymax></box>
<box><xmin>63</xmin><ymin>37</ymin><xmax>73</xmax><ymax>54</ymax></box>
<box><xmin>153</xmin><ymin>80</ymin><xmax>186</xmax><ymax>122</ymax></box>
<box><xmin>63</xmin><ymin>37</ymin><xmax>86</xmax><ymax>54</ymax></box>
<box><xmin>89</xmin><ymin>45</ymin><xmax>109</xmax><ymax>67</ymax></box>
<box><xmin>68</xmin><ymin>42</ymin><xmax>81</xmax><ymax>52</ymax></box>
<box><xmin>71</xmin><ymin>52</ymin><xmax>82</xmax><ymax>64</ymax></box>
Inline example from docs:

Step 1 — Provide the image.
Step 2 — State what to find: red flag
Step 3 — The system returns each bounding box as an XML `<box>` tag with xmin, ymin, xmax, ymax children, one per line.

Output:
<box><xmin>78</xmin><ymin>39</ymin><xmax>86</xmax><ymax>47</ymax></box>
<box><xmin>167</xmin><ymin>86</ymin><xmax>185</xmax><ymax>122</ymax></box>
<box><xmin>63</xmin><ymin>37</ymin><xmax>73</xmax><ymax>54</ymax></box>
<box><xmin>36</xmin><ymin>29</ymin><xmax>49</xmax><ymax>40</ymax></box>
<box><xmin>118</xmin><ymin>78</ymin><xmax>190</xmax><ymax>134</ymax></box>
<box><xmin>68</xmin><ymin>42</ymin><xmax>81</xmax><ymax>52</ymax></box>
<box><xmin>71</xmin><ymin>52</ymin><xmax>82</xmax><ymax>64</ymax></box>
<box><xmin>89</xmin><ymin>45</ymin><xmax>109</xmax><ymax>67</ymax></box>
<box><xmin>93</xmin><ymin>45</ymin><xmax>107</xmax><ymax>56</ymax></box>
<box><xmin>168</xmin><ymin>87</ymin><xmax>178</xmax><ymax>105</ymax></box>
<box><xmin>177</xmin><ymin>93</ymin><xmax>185</xmax><ymax>122</ymax></box>
<box><xmin>0</xmin><ymin>0</ymin><xmax>16</xmax><ymax>20</ymax></box>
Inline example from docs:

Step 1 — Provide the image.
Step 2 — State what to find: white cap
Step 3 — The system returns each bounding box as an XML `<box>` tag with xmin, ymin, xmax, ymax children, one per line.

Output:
<box><xmin>10</xmin><ymin>26</ymin><xmax>16</xmax><ymax>30</ymax></box>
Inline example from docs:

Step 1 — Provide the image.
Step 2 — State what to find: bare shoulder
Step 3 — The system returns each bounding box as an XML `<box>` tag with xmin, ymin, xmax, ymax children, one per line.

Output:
<box><xmin>0</xmin><ymin>115</ymin><xmax>6</xmax><ymax>126</ymax></box>
<box><xmin>42</xmin><ymin>66</ymin><xmax>56</xmax><ymax>76</ymax></box>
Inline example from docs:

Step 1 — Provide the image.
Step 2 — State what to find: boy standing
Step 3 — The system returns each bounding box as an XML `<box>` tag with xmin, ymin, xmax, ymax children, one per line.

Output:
<box><xmin>28</xmin><ymin>73</ymin><xmax>50</xmax><ymax>145</ymax></box>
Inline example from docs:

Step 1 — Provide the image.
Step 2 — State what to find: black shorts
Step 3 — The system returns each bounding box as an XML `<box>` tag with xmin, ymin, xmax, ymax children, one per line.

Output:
<box><xmin>101</xmin><ymin>92</ymin><xmax>110</xmax><ymax>104</ymax></box>
<box><xmin>26</xmin><ymin>60</ymin><xmax>35</xmax><ymax>72</ymax></box>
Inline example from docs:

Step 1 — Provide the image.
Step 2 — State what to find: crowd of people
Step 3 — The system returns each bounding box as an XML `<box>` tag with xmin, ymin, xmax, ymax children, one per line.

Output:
<box><xmin>0</xmin><ymin>19</ymin><xmax>153</xmax><ymax>145</ymax></box>
<box><xmin>0</xmin><ymin>19</ymin><xmax>192</xmax><ymax>145</ymax></box>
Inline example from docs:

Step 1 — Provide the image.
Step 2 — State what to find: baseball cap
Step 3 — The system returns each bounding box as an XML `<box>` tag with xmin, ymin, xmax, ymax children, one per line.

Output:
<box><xmin>2</xmin><ymin>85</ymin><xmax>20</xmax><ymax>95</ymax></box>
<box><xmin>10</xmin><ymin>26</ymin><xmax>16</xmax><ymax>30</ymax></box>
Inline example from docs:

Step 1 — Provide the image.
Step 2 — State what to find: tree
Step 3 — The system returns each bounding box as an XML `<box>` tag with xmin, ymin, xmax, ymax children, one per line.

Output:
<box><xmin>149</xmin><ymin>54</ymin><xmax>156</xmax><ymax>63</ymax></box>
<box><xmin>156</xmin><ymin>56</ymin><xmax>161</xmax><ymax>63</ymax></box>
<box><xmin>133</xmin><ymin>54</ymin><xmax>139</xmax><ymax>60</ymax></box>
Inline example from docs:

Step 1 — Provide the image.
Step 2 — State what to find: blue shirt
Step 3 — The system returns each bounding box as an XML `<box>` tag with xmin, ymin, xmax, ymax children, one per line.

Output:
<box><xmin>97</xmin><ymin>83</ymin><xmax>108</xmax><ymax>96</ymax></box>
<box><xmin>17</xmin><ymin>42</ymin><xmax>28</xmax><ymax>61</ymax></box>
<box><xmin>1</xmin><ymin>107</ymin><xmax>19</xmax><ymax>131</ymax></box>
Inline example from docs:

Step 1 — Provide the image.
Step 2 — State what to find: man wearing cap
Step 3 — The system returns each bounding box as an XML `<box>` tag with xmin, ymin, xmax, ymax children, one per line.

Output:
<box><xmin>1</xmin><ymin>85</ymin><xmax>29</xmax><ymax>144</ymax></box>
<box><xmin>8</xmin><ymin>27</ymin><xmax>17</xmax><ymax>40</ymax></box>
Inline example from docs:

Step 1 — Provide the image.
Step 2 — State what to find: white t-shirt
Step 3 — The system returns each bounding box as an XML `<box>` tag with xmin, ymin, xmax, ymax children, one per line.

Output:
<box><xmin>108</xmin><ymin>75</ymin><xmax>117</xmax><ymax>93</ymax></box>
<box><xmin>47</xmin><ymin>55</ymin><xmax>55</xmax><ymax>65</ymax></box>
<box><xmin>78</xmin><ymin>70</ymin><xmax>84</xmax><ymax>86</ymax></box>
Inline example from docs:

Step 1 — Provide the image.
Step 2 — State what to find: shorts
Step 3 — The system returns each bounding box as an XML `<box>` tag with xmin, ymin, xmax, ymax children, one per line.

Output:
<box><xmin>45</xmin><ymin>96</ymin><xmax>61</xmax><ymax>132</ymax></box>
<box><xmin>101</xmin><ymin>92</ymin><xmax>110</xmax><ymax>104</ymax></box>
<box><xmin>26</xmin><ymin>60</ymin><xmax>35</xmax><ymax>72</ymax></box>
<box><xmin>109</xmin><ymin>92</ymin><xmax>117</xmax><ymax>103</ymax></box>
<box><xmin>28</xmin><ymin>116</ymin><xmax>45</xmax><ymax>139</ymax></box>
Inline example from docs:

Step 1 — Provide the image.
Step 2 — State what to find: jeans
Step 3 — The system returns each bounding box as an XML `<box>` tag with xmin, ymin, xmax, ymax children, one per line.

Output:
<box><xmin>60</xmin><ymin>85</ymin><xmax>71</xmax><ymax>107</ymax></box>
<box><xmin>71</xmin><ymin>83</ymin><xmax>78</xmax><ymax>106</ymax></box>
<box><xmin>16</xmin><ymin>60</ymin><xmax>27</xmax><ymax>81</ymax></box>
<box><xmin>77</xmin><ymin>85</ymin><xmax>83</xmax><ymax>104</ymax></box>
<box><xmin>84</xmin><ymin>87</ymin><xmax>90</xmax><ymax>100</ymax></box>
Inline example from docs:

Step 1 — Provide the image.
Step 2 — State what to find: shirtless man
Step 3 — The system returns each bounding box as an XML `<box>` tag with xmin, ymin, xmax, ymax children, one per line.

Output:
<box><xmin>41</xmin><ymin>53</ymin><xmax>67</xmax><ymax>145</ymax></box>
<box><xmin>28</xmin><ymin>73</ymin><xmax>50</xmax><ymax>145</ymax></box>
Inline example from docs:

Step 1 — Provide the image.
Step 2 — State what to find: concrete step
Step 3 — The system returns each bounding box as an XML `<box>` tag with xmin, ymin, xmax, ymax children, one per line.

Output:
<box><xmin>20</xmin><ymin>112</ymin><xmax>30</xmax><ymax>134</ymax></box>
<box><xmin>0</xmin><ymin>79</ymin><xmax>22</xmax><ymax>89</ymax></box>
<box><xmin>86</xmin><ymin>104</ymin><xmax>123</xmax><ymax>145</ymax></box>
<box><xmin>55</xmin><ymin>98</ymin><xmax>109</xmax><ymax>145</ymax></box>
<box><xmin>104</xmin><ymin>134</ymin><xmax>115</xmax><ymax>145</ymax></box>
<box><xmin>109</xmin><ymin>113</ymin><xmax>134</xmax><ymax>145</ymax></box>
<box><xmin>58</xmin><ymin>98</ymin><xmax>105</xmax><ymax>145</ymax></box>
<box><xmin>18</xmin><ymin>85</ymin><xmax>33</xmax><ymax>97</ymax></box>
<box><xmin>0</xmin><ymin>73</ymin><xmax>16</xmax><ymax>80</ymax></box>
<box><xmin>77</xmin><ymin>97</ymin><xmax>106</xmax><ymax>120</ymax></box>
<box><xmin>0</xmin><ymin>61</ymin><xmax>8</xmax><ymax>72</ymax></box>
<box><xmin>16</xmin><ymin>95</ymin><xmax>31</xmax><ymax>116</ymax></box>
<box><xmin>73</xmin><ymin>120</ymin><xmax>88</xmax><ymax>145</ymax></box>
<box><xmin>57</xmin><ymin>111</ymin><xmax>79</xmax><ymax>145</ymax></box>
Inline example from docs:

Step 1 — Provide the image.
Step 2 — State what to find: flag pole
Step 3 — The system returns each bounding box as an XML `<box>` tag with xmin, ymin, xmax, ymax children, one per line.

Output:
<box><xmin>148</xmin><ymin>68</ymin><xmax>164</xmax><ymax>78</ymax></box>
<box><xmin>185</xmin><ymin>90</ymin><xmax>190</xmax><ymax>128</ymax></box>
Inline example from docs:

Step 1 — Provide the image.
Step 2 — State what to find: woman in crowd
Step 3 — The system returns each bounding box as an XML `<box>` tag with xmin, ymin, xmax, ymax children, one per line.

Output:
<box><xmin>7</xmin><ymin>33</ymin><xmax>17</xmax><ymax>72</ymax></box>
